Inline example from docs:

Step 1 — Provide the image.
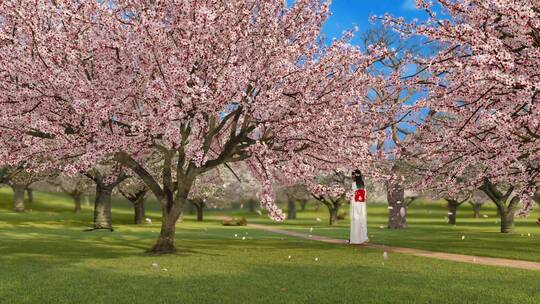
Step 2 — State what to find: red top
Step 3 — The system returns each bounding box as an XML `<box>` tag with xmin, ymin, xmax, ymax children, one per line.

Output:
<box><xmin>354</xmin><ymin>189</ymin><xmax>366</xmax><ymax>203</ymax></box>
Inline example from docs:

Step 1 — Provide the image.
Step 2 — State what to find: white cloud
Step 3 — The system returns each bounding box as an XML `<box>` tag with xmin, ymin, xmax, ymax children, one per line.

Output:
<box><xmin>402</xmin><ymin>0</ymin><xmax>418</xmax><ymax>11</ymax></box>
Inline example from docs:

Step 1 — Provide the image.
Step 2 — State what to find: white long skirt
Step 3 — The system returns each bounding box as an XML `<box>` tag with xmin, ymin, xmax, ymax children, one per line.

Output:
<box><xmin>350</xmin><ymin>201</ymin><xmax>368</xmax><ymax>244</ymax></box>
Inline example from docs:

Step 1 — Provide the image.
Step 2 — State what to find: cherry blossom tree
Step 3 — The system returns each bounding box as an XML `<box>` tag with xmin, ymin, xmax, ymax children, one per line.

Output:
<box><xmin>277</xmin><ymin>183</ymin><xmax>310</xmax><ymax>220</ymax></box>
<box><xmin>216</xmin><ymin>162</ymin><xmax>261</xmax><ymax>213</ymax></box>
<box><xmin>0</xmin><ymin>1</ymin><xmax>386</xmax><ymax>253</ymax></box>
<box><xmin>49</xmin><ymin>174</ymin><xmax>94</xmax><ymax>213</ymax></box>
<box><xmin>444</xmin><ymin>194</ymin><xmax>470</xmax><ymax>225</ymax></box>
<box><xmin>360</xmin><ymin>25</ymin><xmax>429</xmax><ymax>229</ymax></box>
<box><xmin>402</xmin><ymin>113</ymin><xmax>525</xmax><ymax>232</ymax></box>
<box><xmin>84</xmin><ymin>165</ymin><xmax>129</xmax><ymax>231</ymax></box>
<box><xmin>307</xmin><ymin>170</ymin><xmax>351</xmax><ymax>225</ymax></box>
<box><xmin>118</xmin><ymin>177</ymin><xmax>149</xmax><ymax>224</ymax></box>
<box><xmin>384</xmin><ymin>0</ymin><xmax>540</xmax><ymax>218</ymax></box>
<box><xmin>469</xmin><ymin>191</ymin><xmax>488</xmax><ymax>219</ymax></box>
<box><xmin>188</xmin><ymin>169</ymin><xmax>225</xmax><ymax>222</ymax></box>
<box><xmin>0</xmin><ymin>166</ymin><xmax>42</xmax><ymax>212</ymax></box>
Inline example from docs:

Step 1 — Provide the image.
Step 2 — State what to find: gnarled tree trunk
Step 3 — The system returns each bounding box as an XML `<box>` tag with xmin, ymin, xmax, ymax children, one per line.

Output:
<box><xmin>446</xmin><ymin>199</ymin><xmax>458</xmax><ymax>225</ymax></box>
<box><xmin>470</xmin><ymin>202</ymin><xmax>482</xmax><ymax>218</ymax></box>
<box><xmin>299</xmin><ymin>199</ymin><xmax>308</xmax><ymax>212</ymax></box>
<box><xmin>500</xmin><ymin>207</ymin><xmax>515</xmax><ymax>233</ymax></box>
<box><xmin>248</xmin><ymin>199</ymin><xmax>257</xmax><ymax>213</ymax></box>
<box><xmin>287</xmin><ymin>196</ymin><xmax>297</xmax><ymax>220</ymax></box>
<box><xmin>83</xmin><ymin>195</ymin><xmax>91</xmax><ymax>206</ymax></box>
<box><xmin>119</xmin><ymin>187</ymin><xmax>148</xmax><ymax>225</ymax></box>
<box><xmin>194</xmin><ymin>201</ymin><xmax>204</xmax><ymax>222</ymax></box>
<box><xmin>149</xmin><ymin>204</ymin><xmax>184</xmax><ymax>254</ymax></box>
<box><xmin>134</xmin><ymin>198</ymin><xmax>146</xmax><ymax>225</ymax></box>
<box><xmin>479</xmin><ymin>179</ymin><xmax>520</xmax><ymax>233</ymax></box>
<box><xmin>93</xmin><ymin>185</ymin><xmax>113</xmax><ymax>230</ymax></box>
<box><xmin>11</xmin><ymin>184</ymin><xmax>26</xmax><ymax>212</ymax></box>
<box><xmin>26</xmin><ymin>187</ymin><xmax>33</xmax><ymax>206</ymax></box>
<box><xmin>387</xmin><ymin>181</ymin><xmax>407</xmax><ymax>229</ymax></box>
<box><xmin>73</xmin><ymin>193</ymin><xmax>82</xmax><ymax>213</ymax></box>
<box><xmin>188</xmin><ymin>200</ymin><xmax>195</xmax><ymax>214</ymax></box>
<box><xmin>328</xmin><ymin>205</ymin><xmax>339</xmax><ymax>225</ymax></box>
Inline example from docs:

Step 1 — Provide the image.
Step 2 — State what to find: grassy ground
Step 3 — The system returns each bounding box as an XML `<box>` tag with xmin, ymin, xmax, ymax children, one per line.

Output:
<box><xmin>218</xmin><ymin>200</ymin><xmax>540</xmax><ymax>262</ymax></box>
<box><xmin>0</xmin><ymin>188</ymin><xmax>539</xmax><ymax>303</ymax></box>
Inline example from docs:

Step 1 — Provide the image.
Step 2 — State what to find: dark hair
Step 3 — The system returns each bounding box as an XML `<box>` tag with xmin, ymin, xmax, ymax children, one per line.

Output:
<box><xmin>352</xmin><ymin>169</ymin><xmax>365</xmax><ymax>189</ymax></box>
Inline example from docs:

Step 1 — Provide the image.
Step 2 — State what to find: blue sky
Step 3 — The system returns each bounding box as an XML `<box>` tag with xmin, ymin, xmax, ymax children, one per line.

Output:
<box><xmin>322</xmin><ymin>0</ymin><xmax>424</xmax><ymax>44</ymax></box>
<box><xmin>319</xmin><ymin>0</ymin><xmax>431</xmax><ymax>147</ymax></box>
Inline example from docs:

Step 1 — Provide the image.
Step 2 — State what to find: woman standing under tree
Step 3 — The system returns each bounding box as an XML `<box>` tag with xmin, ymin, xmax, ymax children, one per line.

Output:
<box><xmin>350</xmin><ymin>170</ymin><xmax>368</xmax><ymax>244</ymax></box>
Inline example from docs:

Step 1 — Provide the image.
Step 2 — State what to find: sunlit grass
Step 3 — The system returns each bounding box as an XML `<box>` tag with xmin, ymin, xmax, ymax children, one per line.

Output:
<box><xmin>214</xmin><ymin>200</ymin><xmax>540</xmax><ymax>262</ymax></box>
<box><xmin>0</xmin><ymin>188</ymin><xmax>539</xmax><ymax>303</ymax></box>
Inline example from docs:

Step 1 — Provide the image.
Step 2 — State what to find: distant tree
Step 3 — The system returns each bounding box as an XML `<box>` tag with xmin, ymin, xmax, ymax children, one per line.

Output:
<box><xmin>386</xmin><ymin>0</ymin><xmax>540</xmax><ymax>217</ymax></box>
<box><xmin>479</xmin><ymin>180</ymin><xmax>522</xmax><ymax>233</ymax></box>
<box><xmin>0</xmin><ymin>167</ymin><xmax>41</xmax><ymax>212</ymax></box>
<box><xmin>444</xmin><ymin>195</ymin><xmax>470</xmax><ymax>225</ymax></box>
<box><xmin>469</xmin><ymin>191</ymin><xmax>488</xmax><ymax>219</ymax></box>
<box><xmin>188</xmin><ymin>170</ymin><xmax>224</xmax><ymax>222</ymax></box>
<box><xmin>361</xmin><ymin>25</ymin><xmax>431</xmax><ymax>229</ymax></box>
<box><xmin>277</xmin><ymin>184</ymin><xmax>310</xmax><ymax>220</ymax></box>
<box><xmin>218</xmin><ymin>163</ymin><xmax>261</xmax><ymax>213</ymax></box>
<box><xmin>84</xmin><ymin>165</ymin><xmax>128</xmax><ymax>231</ymax></box>
<box><xmin>307</xmin><ymin>171</ymin><xmax>351</xmax><ymax>225</ymax></box>
<box><xmin>0</xmin><ymin>1</ymin><xmax>386</xmax><ymax>253</ymax></box>
<box><xmin>118</xmin><ymin>178</ymin><xmax>149</xmax><ymax>225</ymax></box>
<box><xmin>49</xmin><ymin>175</ymin><xmax>93</xmax><ymax>213</ymax></box>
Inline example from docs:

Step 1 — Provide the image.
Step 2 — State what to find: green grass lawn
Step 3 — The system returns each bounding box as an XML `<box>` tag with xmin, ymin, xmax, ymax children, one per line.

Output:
<box><xmin>218</xmin><ymin>200</ymin><xmax>540</xmax><ymax>262</ymax></box>
<box><xmin>0</xmin><ymin>188</ymin><xmax>539</xmax><ymax>303</ymax></box>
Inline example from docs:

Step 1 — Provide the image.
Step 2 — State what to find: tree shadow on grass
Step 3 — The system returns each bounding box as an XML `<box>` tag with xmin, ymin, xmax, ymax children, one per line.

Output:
<box><xmin>0</xmin><ymin>223</ymin><xmax>342</xmax><ymax>269</ymax></box>
<box><xmin>0</xmin><ymin>250</ymin><xmax>537</xmax><ymax>304</ymax></box>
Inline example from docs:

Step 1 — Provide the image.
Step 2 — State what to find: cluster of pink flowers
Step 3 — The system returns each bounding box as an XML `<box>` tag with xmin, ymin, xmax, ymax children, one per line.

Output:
<box><xmin>0</xmin><ymin>0</ymin><xmax>537</xmax><ymax>221</ymax></box>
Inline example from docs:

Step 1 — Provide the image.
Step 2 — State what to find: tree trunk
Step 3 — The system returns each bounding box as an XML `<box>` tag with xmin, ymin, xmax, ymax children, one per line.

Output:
<box><xmin>471</xmin><ymin>203</ymin><xmax>482</xmax><ymax>218</ymax></box>
<box><xmin>12</xmin><ymin>184</ymin><xmax>25</xmax><ymax>212</ymax></box>
<box><xmin>287</xmin><ymin>198</ymin><xmax>297</xmax><ymax>220</ymax></box>
<box><xmin>188</xmin><ymin>201</ymin><xmax>195</xmax><ymax>214</ymax></box>
<box><xmin>446</xmin><ymin>200</ymin><xmax>458</xmax><ymax>225</ymax></box>
<box><xmin>83</xmin><ymin>195</ymin><xmax>91</xmax><ymax>206</ymax></box>
<box><xmin>479</xmin><ymin>180</ymin><xmax>517</xmax><ymax>233</ymax></box>
<box><xmin>387</xmin><ymin>181</ymin><xmax>407</xmax><ymax>229</ymax></box>
<box><xmin>93</xmin><ymin>185</ymin><xmax>113</xmax><ymax>230</ymax></box>
<box><xmin>133</xmin><ymin>198</ymin><xmax>145</xmax><ymax>225</ymax></box>
<box><xmin>500</xmin><ymin>208</ymin><xmax>515</xmax><ymax>233</ymax></box>
<box><xmin>149</xmin><ymin>210</ymin><xmax>181</xmax><ymax>254</ymax></box>
<box><xmin>249</xmin><ymin>199</ymin><xmax>257</xmax><ymax>213</ymax></box>
<box><xmin>73</xmin><ymin>194</ymin><xmax>82</xmax><ymax>213</ymax></box>
<box><xmin>195</xmin><ymin>204</ymin><xmax>204</xmax><ymax>222</ymax></box>
<box><xmin>299</xmin><ymin>199</ymin><xmax>308</xmax><ymax>212</ymax></box>
<box><xmin>328</xmin><ymin>206</ymin><xmax>339</xmax><ymax>225</ymax></box>
<box><xmin>26</xmin><ymin>187</ymin><xmax>33</xmax><ymax>205</ymax></box>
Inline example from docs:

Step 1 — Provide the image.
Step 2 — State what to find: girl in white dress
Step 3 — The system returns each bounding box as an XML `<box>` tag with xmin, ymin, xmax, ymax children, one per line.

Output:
<box><xmin>350</xmin><ymin>170</ymin><xmax>368</xmax><ymax>244</ymax></box>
